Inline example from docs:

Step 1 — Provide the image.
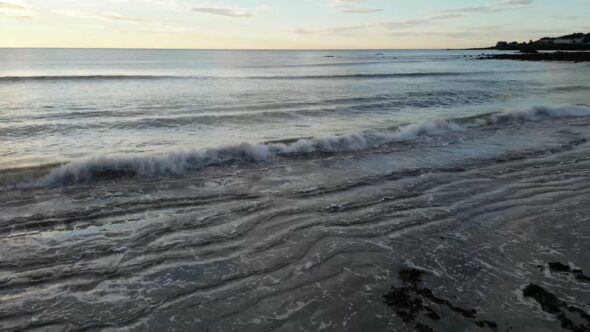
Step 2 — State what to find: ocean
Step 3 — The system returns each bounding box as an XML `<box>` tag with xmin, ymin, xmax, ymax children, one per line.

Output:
<box><xmin>1</xmin><ymin>49</ymin><xmax>590</xmax><ymax>331</ymax></box>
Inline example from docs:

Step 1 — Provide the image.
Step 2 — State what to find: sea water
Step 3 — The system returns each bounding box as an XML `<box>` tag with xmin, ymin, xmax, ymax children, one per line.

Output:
<box><xmin>1</xmin><ymin>49</ymin><xmax>590</xmax><ymax>331</ymax></box>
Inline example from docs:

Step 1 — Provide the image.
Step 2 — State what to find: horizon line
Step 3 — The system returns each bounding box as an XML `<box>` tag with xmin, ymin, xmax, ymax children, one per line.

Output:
<box><xmin>0</xmin><ymin>46</ymin><xmax>489</xmax><ymax>51</ymax></box>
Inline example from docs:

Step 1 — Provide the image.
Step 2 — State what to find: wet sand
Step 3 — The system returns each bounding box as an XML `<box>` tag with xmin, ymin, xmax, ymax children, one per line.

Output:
<box><xmin>1</xmin><ymin>112</ymin><xmax>590</xmax><ymax>331</ymax></box>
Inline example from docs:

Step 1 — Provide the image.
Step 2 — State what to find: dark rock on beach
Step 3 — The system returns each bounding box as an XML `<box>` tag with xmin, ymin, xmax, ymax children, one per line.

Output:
<box><xmin>523</xmin><ymin>283</ymin><xmax>590</xmax><ymax>332</ymax></box>
<box><xmin>549</xmin><ymin>262</ymin><xmax>574</xmax><ymax>273</ymax></box>
<box><xmin>383</xmin><ymin>268</ymin><xmax>497</xmax><ymax>331</ymax></box>
<box><xmin>547</xmin><ymin>262</ymin><xmax>590</xmax><ymax>283</ymax></box>
<box><xmin>480</xmin><ymin>51</ymin><xmax>590</xmax><ymax>62</ymax></box>
<box><xmin>519</xmin><ymin>48</ymin><xmax>539</xmax><ymax>54</ymax></box>
<box><xmin>381</xmin><ymin>261</ymin><xmax>590</xmax><ymax>331</ymax></box>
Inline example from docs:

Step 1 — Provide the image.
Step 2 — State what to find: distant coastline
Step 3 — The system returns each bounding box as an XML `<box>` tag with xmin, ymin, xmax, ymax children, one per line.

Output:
<box><xmin>467</xmin><ymin>32</ymin><xmax>590</xmax><ymax>62</ymax></box>
<box><xmin>468</xmin><ymin>32</ymin><xmax>590</xmax><ymax>51</ymax></box>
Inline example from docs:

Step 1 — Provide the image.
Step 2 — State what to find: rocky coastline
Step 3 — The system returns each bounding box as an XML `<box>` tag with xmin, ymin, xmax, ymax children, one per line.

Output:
<box><xmin>479</xmin><ymin>51</ymin><xmax>590</xmax><ymax>63</ymax></box>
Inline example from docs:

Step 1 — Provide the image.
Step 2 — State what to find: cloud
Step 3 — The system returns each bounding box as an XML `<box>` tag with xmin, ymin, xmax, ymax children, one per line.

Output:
<box><xmin>53</xmin><ymin>9</ymin><xmax>196</xmax><ymax>34</ymax></box>
<box><xmin>329</xmin><ymin>0</ymin><xmax>367</xmax><ymax>4</ymax></box>
<box><xmin>441</xmin><ymin>6</ymin><xmax>501</xmax><ymax>14</ymax></box>
<box><xmin>191</xmin><ymin>6</ymin><xmax>253</xmax><ymax>17</ymax></box>
<box><xmin>500</xmin><ymin>0</ymin><xmax>533</xmax><ymax>5</ymax></box>
<box><xmin>0</xmin><ymin>1</ymin><xmax>36</xmax><ymax>18</ymax></box>
<box><xmin>290</xmin><ymin>0</ymin><xmax>533</xmax><ymax>37</ymax></box>
<box><xmin>291</xmin><ymin>23</ymin><xmax>372</xmax><ymax>35</ymax></box>
<box><xmin>379</xmin><ymin>18</ymin><xmax>435</xmax><ymax>30</ymax></box>
<box><xmin>339</xmin><ymin>7</ymin><xmax>382</xmax><ymax>14</ymax></box>
<box><xmin>441</xmin><ymin>0</ymin><xmax>533</xmax><ymax>15</ymax></box>
<box><xmin>0</xmin><ymin>2</ymin><xmax>24</xmax><ymax>10</ymax></box>
<box><xmin>328</xmin><ymin>0</ymin><xmax>382</xmax><ymax>14</ymax></box>
<box><xmin>55</xmin><ymin>10</ymin><xmax>148</xmax><ymax>23</ymax></box>
<box><xmin>139</xmin><ymin>22</ymin><xmax>195</xmax><ymax>34</ymax></box>
<box><xmin>428</xmin><ymin>13</ymin><xmax>463</xmax><ymax>20</ymax></box>
<box><xmin>550</xmin><ymin>15</ymin><xmax>585</xmax><ymax>20</ymax></box>
<box><xmin>99</xmin><ymin>13</ymin><xmax>149</xmax><ymax>22</ymax></box>
<box><xmin>388</xmin><ymin>26</ymin><xmax>562</xmax><ymax>41</ymax></box>
<box><xmin>191</xmin><ymin>5</ymin><xmax>270</xmax><ymax>18</ymax></box>
<box><xmin>290</xmin><ymin>10</ymin><xmax>459</xmax><ymax>35</ymax></box>
<box><xmin>326</xmin><ymin>0</ymin><xmax>533</xmax><ymax>17</ymax></box>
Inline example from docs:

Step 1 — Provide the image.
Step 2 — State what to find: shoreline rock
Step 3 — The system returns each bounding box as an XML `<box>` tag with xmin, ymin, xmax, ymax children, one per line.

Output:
<box><xmin>479</xmin><ymin>51</ymin><xmax>590</xmax><ymax>63</ymax></box>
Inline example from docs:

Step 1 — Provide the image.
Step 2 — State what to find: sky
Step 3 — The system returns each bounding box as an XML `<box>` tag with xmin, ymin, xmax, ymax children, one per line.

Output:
<box><xmin>0</xmin><ymin>0</ymin><xmax>589</xmax><ymax>49</ymax></box>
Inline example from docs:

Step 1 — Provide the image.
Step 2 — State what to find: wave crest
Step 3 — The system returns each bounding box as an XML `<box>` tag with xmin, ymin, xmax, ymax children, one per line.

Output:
<box><xmin>480</xmin><ymin>105</ymin><xmax>590</xmax><ymax>125</ymax></box>
<box><xmin>5</xmin><ymin>104</ymin><xmax>590</xmax><ymax>188</ymax></box>
<box><xmin>38</xmin><ymin>120</ymin><xmax>462</xmax><ymax>186</ymax></box>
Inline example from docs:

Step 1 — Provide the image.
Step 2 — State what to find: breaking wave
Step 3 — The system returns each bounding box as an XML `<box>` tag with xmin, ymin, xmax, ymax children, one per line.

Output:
<box><xmin>37</xmin><ymin>120</ymin><xmax>462</xmax><ymax>186</ymax></box>
<box><xmin>475</xmin><ymin>104</ymin><xmax>590</xmax><ymax>124</ymax></box>
<box><xmin>3</xmin><ymin>105</ymin><xmax>590</xmax><ymax>188</ymax></box>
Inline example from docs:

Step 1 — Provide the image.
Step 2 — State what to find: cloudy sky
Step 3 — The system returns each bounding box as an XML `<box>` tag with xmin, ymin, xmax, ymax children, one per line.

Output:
<box><xmin>0</xmin><ymin>0</ymin><xmax>589</xmax><ymax>49</ymax></box>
